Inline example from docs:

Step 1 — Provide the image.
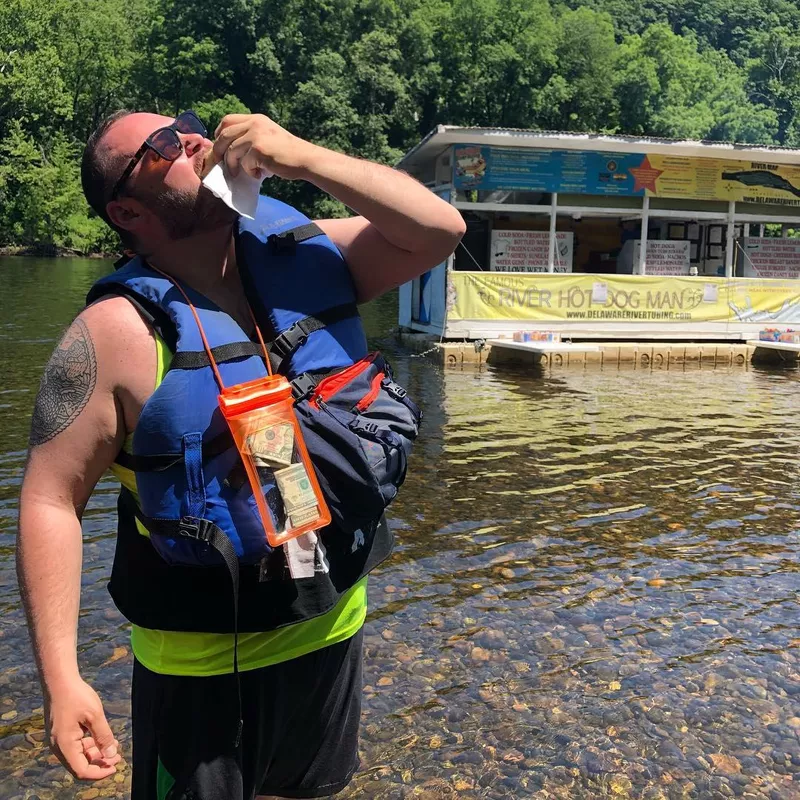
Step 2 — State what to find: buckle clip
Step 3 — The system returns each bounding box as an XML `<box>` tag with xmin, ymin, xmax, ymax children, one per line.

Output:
<box><xmin>271</xmin><ymin>331</ymin><xmax>292</xmax><ymax>358</ymax></box>
<box><xmin>292</xmin><ymin>373</ymin><xmax>318</xmax><ymax>400</ymax></box>
<box><xmin>384</xmin><ymin>380</ymin><xmax>407</xmax><ymax>399</ymax></box>
<box><xmin>179</xmin><ymin>517</ymin><xmax>202</xmax><ymax>539</ymax></box>
<box><xmin>268</xmin><ymin>231</ymin><xmax>297</xmax><ymax>255</ymax></box>
<box><xmin>179</xmin><ymin>517</ymin><xmax>212</xmax><ymax>542</ymax></box>
<box><xmin>352</xmin><ymin>420</ymin><xmax>379</xmax><ymax>435</ymax></box>
<box><xmin>272</xmin><ymin>322</ymin><xmax>309</xmax><ymax>358</ymax></box>
<box><xmin>272</xmin><ymin>323</ymin><xmax>308</xmax><ymax>359</ymax></box>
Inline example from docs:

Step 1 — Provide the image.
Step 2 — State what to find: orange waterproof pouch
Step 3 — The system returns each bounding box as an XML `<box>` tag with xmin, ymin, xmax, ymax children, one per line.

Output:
<box><xmin>218</xmin><ymin>374</ymin><xmax>330</xmax><ymax>546</ymax></box>
<box><xmin>152</xmin><ymin>266</ymin><xmax>331</xmax><ymax>548</ymax></box>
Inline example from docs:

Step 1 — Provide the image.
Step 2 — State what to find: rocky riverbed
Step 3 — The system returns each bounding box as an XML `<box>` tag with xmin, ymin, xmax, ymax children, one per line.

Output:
<box><xmin>1</xmin><ymin>258</ymin><xmax>799</xmax><ymax>798</ymax></box>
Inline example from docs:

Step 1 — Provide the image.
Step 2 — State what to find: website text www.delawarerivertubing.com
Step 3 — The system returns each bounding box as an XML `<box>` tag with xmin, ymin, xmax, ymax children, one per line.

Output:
<box><xmin>565</xmin><ymin>310</ymin><xmax>693</xmax><ymax>321</ymax></box>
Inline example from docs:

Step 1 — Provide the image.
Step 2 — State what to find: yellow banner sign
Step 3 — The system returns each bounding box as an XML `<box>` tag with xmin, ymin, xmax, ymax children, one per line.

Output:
<box><xmin>448</xmin><ymin>272</ymin><xmax>800</xmax><ymax>325</ymax></box>
<box><xmin>644</xmin><ymin>154</ymin><xmax>800</xmax><ymax>206</ymax></box>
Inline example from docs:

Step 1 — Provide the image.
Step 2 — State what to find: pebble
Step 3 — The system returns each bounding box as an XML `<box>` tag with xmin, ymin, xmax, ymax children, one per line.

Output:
<box><xmin>658</xmin><ymin>740</ymin><xmax>684</xmax><ymax>761</ymax></box>
<box><xmin>473</xmin><ymin>630</ymin><xmax>508</xmax><ymax>650</ymax></box>
<box><xmin>499</xmin><ymin>568</ymin><xmax>515</xmax><ymax>580</ymax></box>
<box><xmin>452</xmin><ymin>751</ymin><xmax>483</xmax><ymax>765</ymax></box>
<box><xmin>709</xmin><ymin>754</ymin><xmax>743</xmax><ymax>774</ymax></box>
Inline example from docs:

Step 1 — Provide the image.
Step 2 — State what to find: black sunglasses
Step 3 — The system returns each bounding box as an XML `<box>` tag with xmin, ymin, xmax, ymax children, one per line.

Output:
<box><xmin>110</xmin><ymin>110</ymin><xmax>207</xmax><ymax>201</ymax></box>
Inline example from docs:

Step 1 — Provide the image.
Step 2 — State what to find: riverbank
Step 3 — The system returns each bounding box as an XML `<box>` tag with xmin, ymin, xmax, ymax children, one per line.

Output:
<box><xmin>0</xmin><ymin>245</ymin><xmax>109</xmax><ymax>259</ymax></box>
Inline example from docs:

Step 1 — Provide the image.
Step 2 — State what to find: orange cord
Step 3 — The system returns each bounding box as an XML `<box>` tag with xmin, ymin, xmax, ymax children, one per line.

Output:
<box><xmin>249</xmin><ymin>306</ymin><xmax>273</xmax><ymax>376</ymax></box>
<box><xmin>147</xmin><ymin>264</ymin><xmax>272</xmax><ymax>390</ymax></box>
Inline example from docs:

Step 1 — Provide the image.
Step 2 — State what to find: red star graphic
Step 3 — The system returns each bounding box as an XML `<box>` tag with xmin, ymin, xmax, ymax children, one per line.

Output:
<box><xmin>628</xmin><ymin>156</ymin><xmax>664</xmax><ymax>194</ymax></box>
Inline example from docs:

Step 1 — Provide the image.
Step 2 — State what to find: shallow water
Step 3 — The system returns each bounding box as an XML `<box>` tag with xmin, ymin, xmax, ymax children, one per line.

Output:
<box><xmin>1</xmin><ymin>257</ymin><xmax>799</xmax><ymax>799</ymax></box>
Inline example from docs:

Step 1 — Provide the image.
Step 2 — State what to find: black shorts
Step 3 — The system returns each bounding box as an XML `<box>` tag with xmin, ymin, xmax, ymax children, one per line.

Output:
<box><xmin>131</xmin><ymin>629</ymin><xmax>363</xmax><ymax>800</ymax></box>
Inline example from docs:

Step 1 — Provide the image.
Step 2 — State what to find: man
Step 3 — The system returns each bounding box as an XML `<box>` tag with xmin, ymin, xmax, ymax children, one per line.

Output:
<box><xmin>17</xmin><ymin>110</ymin><xmax>464</xmax><ymax>799</ymax></box>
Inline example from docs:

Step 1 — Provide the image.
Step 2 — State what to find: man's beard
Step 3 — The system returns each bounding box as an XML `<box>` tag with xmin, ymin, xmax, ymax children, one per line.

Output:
<box><xmin>149</xmin><ymin>183</ymin><xmax>237</xmax><ymax>241</ymax></box>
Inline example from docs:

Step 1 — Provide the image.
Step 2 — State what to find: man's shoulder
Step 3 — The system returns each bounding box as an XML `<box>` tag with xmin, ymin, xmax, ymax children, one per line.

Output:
<box><xmin>79</xmin><ymin>294</ymin><xmax>156</xmax><ymax>375</ymax></box>
<box><xmin>82</xmin><ymin>293</ymin><xmax>153</xmax><ymax>338</ymax></box>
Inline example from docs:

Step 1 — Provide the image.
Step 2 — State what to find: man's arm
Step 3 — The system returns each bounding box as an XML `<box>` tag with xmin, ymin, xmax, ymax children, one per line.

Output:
<box><xmin>17</xmin><ymin>302</ymin><xmax>136</xmax><ymax>780</ymax></box>
<box><xmin>212</xmin><ymin>114</ymin><xmax>466</xmax><ymax>302</ymax></box>
<box><xmin>304</xmin><ymin>149</ymin><xmax>464</xmax><ymax>302</ymax></box>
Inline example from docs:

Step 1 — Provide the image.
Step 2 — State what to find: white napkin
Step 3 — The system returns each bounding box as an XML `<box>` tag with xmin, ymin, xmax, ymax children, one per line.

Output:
<box><xmin>283</xmin><ymin>531</ymin><xmax>330</xmax><ymax>579</ymax></box>
<box><xmin>202</xmin><ymin>161</ymin><xmax>271</xmax><ymax>220</ymax></box>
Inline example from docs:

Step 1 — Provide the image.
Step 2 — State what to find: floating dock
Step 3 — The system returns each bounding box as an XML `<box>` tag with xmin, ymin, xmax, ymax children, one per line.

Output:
<box><xmin>399</xmin><ymin>332</ymin><xmax>761</xmax><ymax>369</ymax></box>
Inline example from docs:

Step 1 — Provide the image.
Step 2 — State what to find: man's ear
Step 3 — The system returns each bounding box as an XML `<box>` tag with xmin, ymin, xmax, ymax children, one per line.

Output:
<box><xmin>106</xmin><ymin>198</ymin><xmax>146</xmax><ymax>235</ymax></box>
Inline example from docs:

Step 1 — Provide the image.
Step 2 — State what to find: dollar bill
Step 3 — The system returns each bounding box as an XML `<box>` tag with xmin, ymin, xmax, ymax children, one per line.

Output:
<box><xmin>247</xmin><ymin>422</ymin><xmax>294</xmax><ymax>468</ymax></box>
<box><xmin>289</xmin><ymin>505</ymin><xmax>320</xmax><ymax>528</ymax></box>
<box><xmin>274</xmin><ymin>462</ymin><xmax>317</xmax><ymax>513</ymax></box>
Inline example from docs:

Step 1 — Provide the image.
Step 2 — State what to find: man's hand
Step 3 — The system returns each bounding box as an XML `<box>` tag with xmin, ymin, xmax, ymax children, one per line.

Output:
<box><xmin>213</xmin><ymin>114</ymin><xmax>318</xmax><ymax>181</ymax></box>
<box><xmin>46</xmin><ymin>677</ymin><xmax>121</xmax><ymax>780</ymax></box>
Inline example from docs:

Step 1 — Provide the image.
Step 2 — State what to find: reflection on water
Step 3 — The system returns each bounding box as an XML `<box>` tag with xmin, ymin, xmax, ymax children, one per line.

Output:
<box><xmin>1</xmin><ymin>257</ymin><xmax>800</xmax><ymax>799</ymax></box>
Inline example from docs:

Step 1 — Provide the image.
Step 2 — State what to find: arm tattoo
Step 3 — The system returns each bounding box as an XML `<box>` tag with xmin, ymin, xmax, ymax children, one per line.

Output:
<box><xmin>29</xmin><ymin>319</ymin><xmax>98</xmax><ymax>447</ymax></box>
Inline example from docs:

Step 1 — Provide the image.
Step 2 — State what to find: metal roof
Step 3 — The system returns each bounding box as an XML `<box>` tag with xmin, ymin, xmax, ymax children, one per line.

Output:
<box><xmin>397</xmin><ymin>125</ymin><xmax>800</xmax><ymax>173</ymax></box>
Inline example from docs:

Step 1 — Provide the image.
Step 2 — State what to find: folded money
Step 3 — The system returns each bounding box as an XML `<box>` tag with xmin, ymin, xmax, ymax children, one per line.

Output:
<box><xmin>247</xmin><ymin>422</ymin><xmax>294</xmax><ymax>468</ymax></box>
<box><xmin>289</xmin><ymin>505</ymin><xmax>320</xmax><ymax>528</ymax></box>
<box><xmin>274</xmin><ymin>462</ymin><xmax>317</xmax><ymax>513</ymax></box>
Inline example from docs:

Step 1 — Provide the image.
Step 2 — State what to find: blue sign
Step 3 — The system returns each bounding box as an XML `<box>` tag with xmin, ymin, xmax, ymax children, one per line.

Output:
<box><xmin>453</xmin><ymin>144</ymin><xmax>646</xmax><ymax>197</ymax></box>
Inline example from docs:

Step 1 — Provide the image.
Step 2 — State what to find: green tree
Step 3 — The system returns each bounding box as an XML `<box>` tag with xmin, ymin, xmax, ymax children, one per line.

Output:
<box><xmin>0</xmin><ymin>0</ymin><xmax>793</xmax><ymax>253</ymax></box>
<box><xmin>430</xmin><ymin>0</ymin><xmax>559</xmax><ymax>128</ymax></box>
<box><xmin>0</xmin><ymin>0</ymin><xmax>71</xmax><ymax>139</ymax></box>
<box><xmin>746</xmin><ymin>26</ymin><xmax>800</xmax><ymax>144</ymax></box>
<box><xmin>541</xmin><ymin>7</ymin><xmax>619</xmax><ymax>132</ymax></box>
<box><xmin>194</xmin><ymin>95</ymin><xmax>251</xmax><ymax>134</ymax></box>
<box><xmin>57</xmin><ymin>0</ymin><xmax>147</xmax><ymax>140</ymax></box>
<box><xmin>615</xmin><ymin>24</ymin><xmax>777</xmax><ymax>141</ymax></box>
<box><xmin>0</xmin><ymin>123</ymin><xmax>110</xmax><ymax>252</ymax></box>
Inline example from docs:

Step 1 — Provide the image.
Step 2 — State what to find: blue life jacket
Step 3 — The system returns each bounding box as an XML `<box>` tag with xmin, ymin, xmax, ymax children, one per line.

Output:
<box><xmin>86</xmin><ymin>196</ymin><xmax>420</xmax><ymax>634</ymax></box>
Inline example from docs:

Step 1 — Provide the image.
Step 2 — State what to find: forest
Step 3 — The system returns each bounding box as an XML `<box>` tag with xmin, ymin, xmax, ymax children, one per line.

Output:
<box><xmin>2</xmin><ymin>0</ymin><xmax>800</xmax><ymax>253</ymax></box>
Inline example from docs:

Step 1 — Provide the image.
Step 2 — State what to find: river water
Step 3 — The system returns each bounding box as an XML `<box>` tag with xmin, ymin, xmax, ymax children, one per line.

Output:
<box><xmin>1</xmin><ymin>257</ymin><xmax>799</xmax><ymax>800</ymax></box>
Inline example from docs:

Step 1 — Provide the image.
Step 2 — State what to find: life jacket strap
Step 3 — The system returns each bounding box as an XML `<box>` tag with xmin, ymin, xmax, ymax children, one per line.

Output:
<box><xmin>114</xmin><ymin>362</ymin><xmax>335</xmax><ymax>471</ymax></box>
<box><xmin>168</xmin><ymin>341</ymin><xmax>266</xmax><ymax>371</ymax></box>
<box><xmin>115</xmin><ymin>428</ymin><xmax>234</xmax><ymax>472</ymax></box>
<box><xmin>267</xmin><ymin>222</ymin><xmax>324</xmax><ymax>255</ymax></box>
<box><xmin>269</xmin><ymin>303</ymin><xmax>358</xmax><ymax>362</ymax></box>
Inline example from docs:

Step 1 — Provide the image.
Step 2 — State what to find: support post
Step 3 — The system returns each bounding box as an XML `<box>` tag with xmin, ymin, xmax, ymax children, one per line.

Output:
<box><xmin>548</xmin><ymin>193</ymin><xmax>558</xmax><ymax>273</ymax></box>
<box><xmin>638</xmin><ymin>195</ymin><xmax>650</xmax><ymax>275</ymax></box>
<box><xmin>725</xmin><ymin>200</ymin><xmax>736</xmax><ymax>279</ymax></box>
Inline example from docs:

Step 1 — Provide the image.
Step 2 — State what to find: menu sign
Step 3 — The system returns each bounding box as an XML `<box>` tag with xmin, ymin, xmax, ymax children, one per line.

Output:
<box><xmin>741</xmin><ymin>237</ymin><xmax>800</xmax><ymax>279</ymax></box>
<box><xmin>632</xmin><ymin>240</ymin><xmax>692</xmax><ymax>276</ymax></box>
<box><xmin>490</xmin><ymin>230</ymin><xmax>574</xmax><ymax>272</ymax></box>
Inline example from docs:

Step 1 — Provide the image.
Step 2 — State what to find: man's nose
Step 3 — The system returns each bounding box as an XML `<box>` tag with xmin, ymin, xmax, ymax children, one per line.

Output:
<box><xmin>180</xmin><ymin>132</ymin><xmax>207</xmax><ymax>157</ymax></box>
